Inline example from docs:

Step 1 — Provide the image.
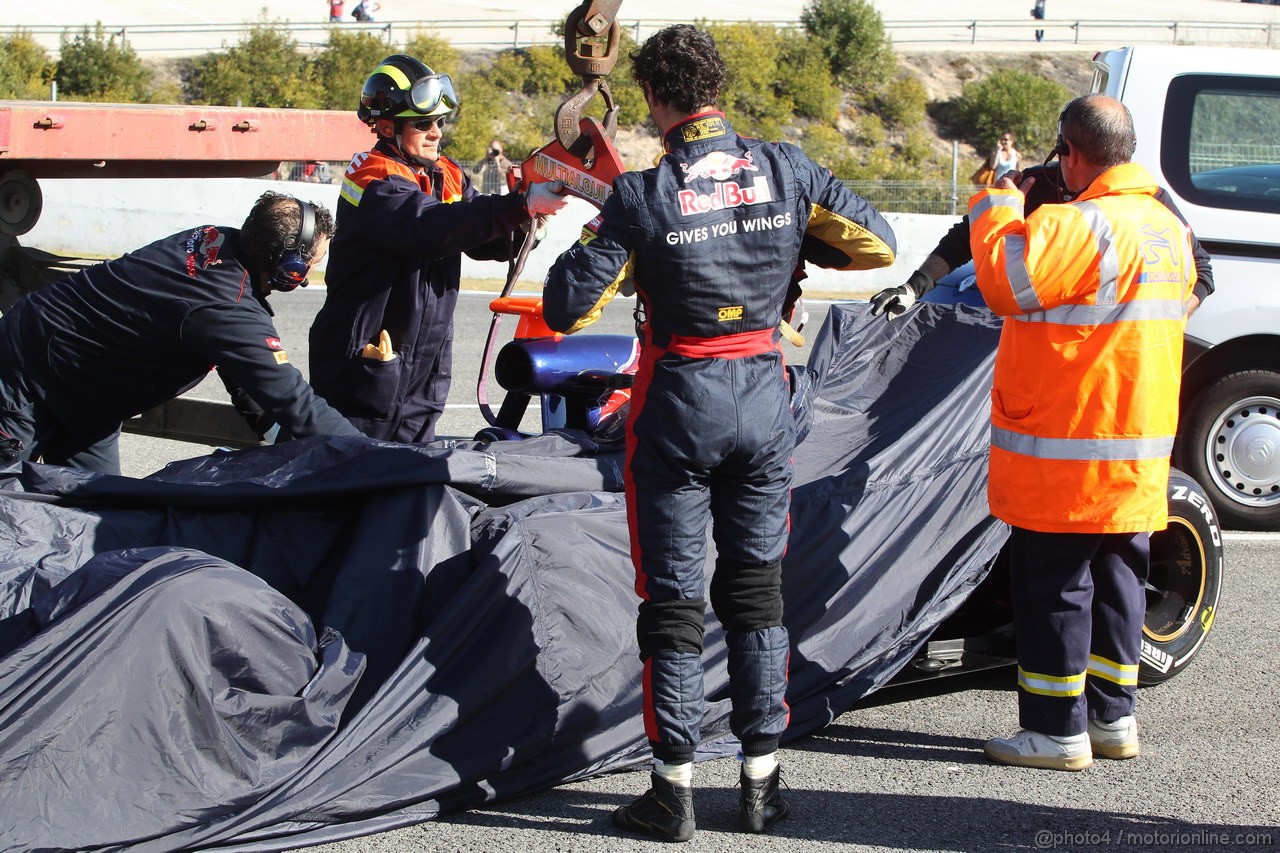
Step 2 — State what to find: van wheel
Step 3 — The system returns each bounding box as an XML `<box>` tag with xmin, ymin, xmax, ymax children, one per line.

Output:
<box><xmin>1177</xmin><ymin>369</ymin><xmax>1280</xmax><ymax>530</ymax></box>
<box><xmin>1140</xmin><ymin>468</ymin><xmax>1224</xmax><ymax>686</ymax></box>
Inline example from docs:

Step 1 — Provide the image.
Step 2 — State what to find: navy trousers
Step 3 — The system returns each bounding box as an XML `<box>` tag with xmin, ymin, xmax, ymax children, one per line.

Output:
<box><xmin>1008</xmin><ymin>527</ymin><xmax>1149</xmax><ymax>736</ymax></box>
<box><xmin>0</xmin><ymin>374</ymin><xmax>121</xmax><ymax>474</ymax></box>
<box><xmin>626</xmin><ymin>348</ymin><xmax>794</xmax><ymax>764</ymax></box>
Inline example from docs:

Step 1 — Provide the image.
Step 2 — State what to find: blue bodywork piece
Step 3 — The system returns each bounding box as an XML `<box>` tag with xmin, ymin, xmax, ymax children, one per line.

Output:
<box><xmin>919</xmin><ymin>260</ymin><xmax>988</xmax><ymax>309</ymax></box>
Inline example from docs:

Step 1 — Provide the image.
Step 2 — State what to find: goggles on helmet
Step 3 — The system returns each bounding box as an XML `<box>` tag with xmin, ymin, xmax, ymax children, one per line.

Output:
<box><xmin>400</xmin><ymin>73</ymin><xmax>459</xmax><ymax>117</ymax></box>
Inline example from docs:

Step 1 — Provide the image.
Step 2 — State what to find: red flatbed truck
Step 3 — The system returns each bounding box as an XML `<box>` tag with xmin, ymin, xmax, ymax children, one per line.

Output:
<box><xmin>0</xmin><ymin>100</ymin><xmax>372</xmax><ymax>447</ymax></box>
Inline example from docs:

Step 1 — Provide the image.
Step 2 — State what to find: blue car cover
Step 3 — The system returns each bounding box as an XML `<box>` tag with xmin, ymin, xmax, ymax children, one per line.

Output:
<box><xmin>0</xmin><ymin>303</ymin><xmax>1006</xmax><ymax>852</ymax></box>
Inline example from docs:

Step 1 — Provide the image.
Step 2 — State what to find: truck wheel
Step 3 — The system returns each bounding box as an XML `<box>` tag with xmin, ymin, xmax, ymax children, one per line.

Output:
<box><xmin>1140</xmin><ymin>468</ymin><xmax>1224</xmax><ymax>686</ymax></box>
<box><xmin>1177</xmin><ymin>369</ymin><xmax>1280</xmax><ymax>530</ymax></box>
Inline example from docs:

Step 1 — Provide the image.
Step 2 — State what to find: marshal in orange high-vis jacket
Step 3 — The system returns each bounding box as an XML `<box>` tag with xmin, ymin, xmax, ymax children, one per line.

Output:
<box><xmin>969</xmin><ymin>161</ymin><xmax>1196</xmax><ymax>534</ymax></box>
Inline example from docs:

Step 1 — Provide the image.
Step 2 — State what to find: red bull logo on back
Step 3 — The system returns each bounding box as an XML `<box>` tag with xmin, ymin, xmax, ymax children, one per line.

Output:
<box><xmin>680</xmin><ymin>150</ymin><xmax>758</xmax><ymax>182</ymax></box>
<box><xmin>677</xmin><ymin>176</ymin><xmax>773</xmax><ymax>217</ymax></box>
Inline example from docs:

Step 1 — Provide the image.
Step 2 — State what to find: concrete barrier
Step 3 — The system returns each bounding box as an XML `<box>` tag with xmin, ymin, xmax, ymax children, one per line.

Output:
<box><xmin>25</xmin><ymin>177</ymin><xmax>960</xmax><ymax>295</ymax></box>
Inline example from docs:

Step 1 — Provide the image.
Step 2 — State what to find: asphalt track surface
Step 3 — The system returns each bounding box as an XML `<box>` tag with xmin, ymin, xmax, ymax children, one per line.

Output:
<box><xmin>117</xmin><ymin>292</ymin><xmax>1280</xmax><ymax>853</ymax></box>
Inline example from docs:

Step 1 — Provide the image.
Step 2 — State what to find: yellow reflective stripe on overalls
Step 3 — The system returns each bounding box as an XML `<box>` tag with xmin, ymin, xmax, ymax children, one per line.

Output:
<box><xmin>340</xmin><ymin>176</ymin><xmax>366</xmax><ymax>207</ymax></box>
<box><xmin>1018</xmin><ymin>667</ymin><xmax>1086</xmax><ymax>697</ymax></box>
<box><xmin>1087</xmin><ymin>654</ymin><xmax>1139</xmax><ymax>686</ymax></box>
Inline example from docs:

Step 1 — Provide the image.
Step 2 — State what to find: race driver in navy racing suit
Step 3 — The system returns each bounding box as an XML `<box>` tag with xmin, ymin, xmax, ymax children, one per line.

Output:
<box><xmin>0</xmin><ymin>191</ymin><xmax>360</xmax><ymax>475</ymax></box>
<box><xmin>543</xmin><ymin>24</ymin><xmax>897</xmax><ymax>843</ymax></box>
<box><xmin>310</xmin><ymin>54</ymin><xmax>567</xmax><ymax>443</ymax></box>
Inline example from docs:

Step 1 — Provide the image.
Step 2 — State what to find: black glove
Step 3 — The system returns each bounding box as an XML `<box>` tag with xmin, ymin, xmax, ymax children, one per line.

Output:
<box><xmin>870</xmin><ymin>270</ymin><xmax>934</xmax><ymax>320</ymax></box>
<box><xmin>868</xmin><ymin>284</ymin><xmax>914</xmax><ymax>319</ymax></box>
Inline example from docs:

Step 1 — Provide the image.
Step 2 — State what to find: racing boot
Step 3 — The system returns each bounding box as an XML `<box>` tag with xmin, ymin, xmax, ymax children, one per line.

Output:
<box><xmin>984</xmin><ymin>729</ymin><xmax>1093</xmax><ymax>771</ymax></box>
<box><xmin>1088</xmin><ymin>715</ymin><xmax>1140</xmax><ymax>760</ymax></box>
<box><xmin>612</xmin><ymin>772</ymin><xmax>695</xmax><ymax>842</ymax></box>
<box><xmin>739</xmin><ymin>764</ymin><xmax>790</xmax><ymax>833</ymax></box>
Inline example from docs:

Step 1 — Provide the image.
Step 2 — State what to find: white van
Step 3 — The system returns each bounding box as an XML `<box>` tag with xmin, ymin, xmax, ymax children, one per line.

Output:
<box><xmin>1092</xmin><ymin>45</ymin><xmax>1280</xmax><ymax>530</ymax></box>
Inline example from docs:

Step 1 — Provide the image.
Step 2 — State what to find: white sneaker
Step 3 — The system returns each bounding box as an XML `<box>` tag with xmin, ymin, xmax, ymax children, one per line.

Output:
<box><xmin>1088</xmin><ymin>715</ymin><xmax>1139</xmax><ymax>760</ymax></box>
<box><xmin>984</xmin><ymin>729</ymin><xmax>1093</xmax><ymax>771</ymax></box>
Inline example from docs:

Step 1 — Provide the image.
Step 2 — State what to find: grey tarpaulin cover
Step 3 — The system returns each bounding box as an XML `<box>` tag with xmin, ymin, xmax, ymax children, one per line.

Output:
<box><xmin>0</xmin><ymin>303</ymin><xmax>1007</xmax><ymax>851</ymax></box>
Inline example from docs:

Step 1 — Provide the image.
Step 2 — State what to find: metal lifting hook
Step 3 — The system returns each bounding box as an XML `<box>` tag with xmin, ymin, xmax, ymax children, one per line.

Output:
<box><xmin>555</xmin><ymin>1</ymin><xmax>624</xmax><ymax>160</ymax></box>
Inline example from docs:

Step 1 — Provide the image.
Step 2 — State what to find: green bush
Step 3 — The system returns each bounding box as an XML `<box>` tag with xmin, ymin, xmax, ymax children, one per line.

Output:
<box><xmin>953</xmin><ymin>68</ymin><xmax>1069</xmax><ymax>156</ymax></box>
<box><xmin>185</xmin><ymin>22</ymin><xmax>315</xmax><ymax>108</ymax></box>
<box><xmin>800</xmin><ymin>0</ymin><xmax>894</xmax><ymax>94</ymax></box>
<box><xmin>597</xmin><ymin>26</ymin><xmax>647</xmax><ymax>129</ymax></box>
<box><xmin>899</xmin><ymin>126</ymin><xmax>935</xmax><ymax>165</ymax></box>
<box><xmin>877</xmin><ymin>74</ymin><xmax>927</xmax><ymax>128</ymax></box>
<box><xmin>311</xmin><ymin>29</ymin><xmax>392</xmax><ymax>111</ymax></box>
<box><xmin>484</xmin><ymin>47</ymin><xmax>575</xmax><ymax>98</ymax></box>
<box><xmin>777</xmin><ymin>30</ymin><xmax>840</xmax><ymax>123</ymax></box>
<box><xmin>56</xmin><ymin>24</ymin><xmax>152</xmax><ymax>102</ymax></box>
<box><xmin>522</xmin><ymin>45</ymin><xmax>578</xmax><ymax>96</ymax></box>
<box><xmin>445</xmin><ymin>49</ymin><xmax>567</xmax><ymax>161</ymax></box>
<box><xmin>850</xmin><ymin>110</ymin><xmax>886</xmax><ymax>147</ymax></box>
<box><xmin>707</xmin><ymin>22</ymin><xmax>795</xmax><ymax>140</ymax></box>
<box><xmin>800</xmin><ymin>124</ymin><xmax>860</xmax><ymax>177</ymax></box>
<box><xmin>444</xmin><ymin>22</ymin><xmax>644</xmax><ymax>163</ymax></box>
<box><xmin>0</xmin><ymin>19</ymin><xmax>1080</xmax><ymax>189</ymax></box>
<box><xmin>0</xmin><ymin>32</ymin><xmax>54</xmax><ymax>100</ymax></box>
<box><xmin>449</xmin><ymin>69</ymin><xmax>516</xmax><ymax>161</ymax></box>
<box><xmin>402</xmin><ymin>32</ymin><xmax>461</xmax><ymax>79</ymax></box>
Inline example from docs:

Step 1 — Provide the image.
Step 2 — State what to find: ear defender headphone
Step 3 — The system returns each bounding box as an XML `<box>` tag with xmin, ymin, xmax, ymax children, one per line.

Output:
<box><xmin>269</xmin><ymin>198</ymin><xmax>316</xmax><ymax>292</ymax></box>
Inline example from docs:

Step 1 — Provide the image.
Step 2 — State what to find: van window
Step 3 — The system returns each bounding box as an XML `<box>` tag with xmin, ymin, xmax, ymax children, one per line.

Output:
<box><xmin>1162</xmin><ymin>74</ymin><xmax>1280</xmax><ymax>214</ymax></box>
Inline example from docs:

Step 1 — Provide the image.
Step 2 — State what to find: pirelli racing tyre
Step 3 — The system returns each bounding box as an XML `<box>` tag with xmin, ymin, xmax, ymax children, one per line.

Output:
<box><xmin>1140</xmin><ymin>468</ymin><xmax>1224</xmax><ymax>686</ymax></box>
<box><xmin>1177</xmin><ymin>369</ymin><xmax>1280</xmax><ymax>531</ymax></box>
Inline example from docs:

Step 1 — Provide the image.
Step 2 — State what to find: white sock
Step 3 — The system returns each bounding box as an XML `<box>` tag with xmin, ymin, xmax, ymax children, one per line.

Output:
<box><xmin>653</xmin><ymin>760</ymin><xmax>692</xmax><ymax>787</ymax></box>
<box><xmin>742</xmin><ymin>752</ymin><xmax>778</xmax><ymax>780</ymax></box>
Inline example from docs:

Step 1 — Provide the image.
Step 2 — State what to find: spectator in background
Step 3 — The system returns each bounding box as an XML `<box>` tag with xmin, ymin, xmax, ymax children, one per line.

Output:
<box><xmin>472</xmin><ymin>139</ymin><xmax>512</xmax><ymax>195</ymax></box>
<box><xmin>351</xmin><ymin>0</ymin><xmax>380</xmax><ymax>21</ymax></box>
<box><xmin>1032</xmin><ymin>0</ymin><xmax>1047</xmax><ymax>41</ymax></box>
<box><xmin>972</xmin><ymin>131</ymin><xmax>1021</xmax><ymax>186</ymax></box>
<box><xmin>290</xmin><ymin>160</ymin><xmax>332</xmax><ymax>183</ymax></box>
<box><xmin>329</xmin><ymin>0</ymin><xmax>344</xmax><ymax>22</ymax></box>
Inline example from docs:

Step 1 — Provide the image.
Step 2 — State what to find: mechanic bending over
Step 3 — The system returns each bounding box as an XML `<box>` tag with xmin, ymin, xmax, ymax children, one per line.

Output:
<box><xmin>310</xmin><ymin>54</ymin><xmax>568</xmax><ymax>444</ymax></box>
<box><xmin>0</xmin><ymin>192</ymin><xmax>360</xmax><ymax>475</ymax></box>
<box><xmin>868</xmin><ymin>141</ymin><xmax>1213</xmax><ymax>320</ymax></box>
<box><xmin>544</xmin><ymin>24</ymin><xmax>896</xmax><ymax>842</ymax></box>
<box><xmin>887</xmin><ymin>94</ymin><xmax>1195</xmax><ymax>771</ymax></box>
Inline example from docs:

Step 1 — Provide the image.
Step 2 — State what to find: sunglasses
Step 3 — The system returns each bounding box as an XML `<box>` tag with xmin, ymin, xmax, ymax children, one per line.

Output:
<box><xmin>408</xmin><ymin>116</ymin><xmax>449</xmax><ymax>132</ymax></box>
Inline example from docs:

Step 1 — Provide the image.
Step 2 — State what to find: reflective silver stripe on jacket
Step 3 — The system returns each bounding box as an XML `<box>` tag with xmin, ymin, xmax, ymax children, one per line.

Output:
<box><xmin>970</xmin><ymin>192</ymin><xmax>1022</xmax><ymax>222</ymax></box>
<box><xmin>991</xmin><ymin>427</ymin><xmax>1175</xmax><ymax>461</ymax></box>
<box><xmin>1003</xmin><ymin>235</ymin><xmax>1043</xmax><ymax>313</ymax></box>
<box><xmin>1016</xmin><ymin>298</ymin><xmax>1187</xmax><ymax>326</ymax></box>
<box><xmin>1074</xmin><ymin>200</ymin><xmax>1120</xmax><ymax>305</ymax></box>
<box><xmin>972</xmin><ymin>194</ymin><xmax>1042</xmax><ymax>312</ymax></box>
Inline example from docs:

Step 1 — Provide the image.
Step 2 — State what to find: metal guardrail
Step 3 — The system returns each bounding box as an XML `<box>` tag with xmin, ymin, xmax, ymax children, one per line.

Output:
<box><xmin>4</xmin><ymin>17</ymin><xmax>1280</xmax><ymax>56</ymax></box>
<box><xmin>844</xmin><ymin>180</ymin><xmax>981</xmax><ymax>217</ymax></box>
